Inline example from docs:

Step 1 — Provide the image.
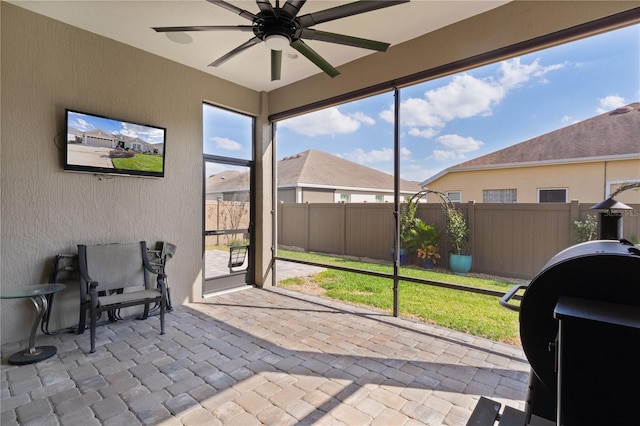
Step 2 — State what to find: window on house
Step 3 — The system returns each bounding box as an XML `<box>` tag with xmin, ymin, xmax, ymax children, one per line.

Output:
<box><xmin>539</xmin><ymin>188</ymin><xmax>567</xmax><ymax>203</ymax></box>
<box><xmin>375</xmin><ymin>195</ymin><xmax>384</xmax><ymax>202</ymax></box>
<box><xmin>483</xmin><ymin>189</ymin><xmax>517</xmax><ymax>203</ymax></box>
<box><xmin>340</xmin><ymin>194</ymin><xmax>351</xmax><ymax>203</ymax></box>
<box><xmin>447</xmin><ymin>191</ymin><xmax>462</xmax><ymax>203</ymax></box>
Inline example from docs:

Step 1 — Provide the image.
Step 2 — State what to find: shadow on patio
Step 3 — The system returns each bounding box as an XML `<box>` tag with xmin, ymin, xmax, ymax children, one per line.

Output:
<box><xmin>1</xmin><ymin>287</ymin><xmax>528</xmax><ymax>425</ymax></box>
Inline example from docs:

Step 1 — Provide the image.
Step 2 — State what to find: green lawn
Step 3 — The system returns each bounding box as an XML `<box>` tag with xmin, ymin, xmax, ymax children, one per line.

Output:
<box><xmin>278</xmin><ymin>249</ymin><xmax>521</xmax><ymax>345</ymax></box>
<box><xmin>112</xmin><ymin>154</ymin><xmax>163</xmax><ymax>173</ymax></box>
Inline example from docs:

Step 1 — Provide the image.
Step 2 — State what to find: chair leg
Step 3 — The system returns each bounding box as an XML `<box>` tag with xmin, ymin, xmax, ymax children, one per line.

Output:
<box><xmin>90</xmin><ymin>324</ymin><xmax>96</xmax><ymax>352</ymax></box>
<box><xmin>90</xmin><ymin>303</ymin><xmax>97</xmax><ymax>353</ymax></box>
<box><xmin>77</xmin><ymin>305</ymin><xmax>86</xmax><ymax>335</ymax></box>
<box><xmin>141</xmin><ymin>303</ymin><xmax>150</xmax><ymax>320</ymax></box>
<box><xmin>160</xmin><ymin>297</ymin><xmax>165</xmax><ymax>335</ymax></box>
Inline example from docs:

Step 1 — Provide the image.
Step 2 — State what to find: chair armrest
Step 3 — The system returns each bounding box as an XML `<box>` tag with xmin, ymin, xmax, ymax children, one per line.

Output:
<box><xmin>141</xmin><ymin>241</ymin><xmax>165</xmax><ymax>275</ymax></box>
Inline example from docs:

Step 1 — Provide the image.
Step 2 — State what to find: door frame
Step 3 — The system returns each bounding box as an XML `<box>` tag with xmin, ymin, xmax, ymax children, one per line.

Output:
<box><xmin>202</xmin><ymin>155</ymin><xmax>255</xmax><ymax>295</ymax></box>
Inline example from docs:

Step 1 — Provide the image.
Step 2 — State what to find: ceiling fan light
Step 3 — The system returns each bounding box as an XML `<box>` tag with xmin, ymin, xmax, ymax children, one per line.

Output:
<box><xmin>264</xmin><ymin>34</ymin><xmax>290</xmax><ymax>51</ymax></box>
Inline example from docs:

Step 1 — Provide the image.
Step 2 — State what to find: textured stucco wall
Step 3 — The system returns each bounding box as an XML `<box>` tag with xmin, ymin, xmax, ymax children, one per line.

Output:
<box><xmin>0</xmin><ymin>3</ymin><xmax>260</xmax><ymax>345</ymax></box>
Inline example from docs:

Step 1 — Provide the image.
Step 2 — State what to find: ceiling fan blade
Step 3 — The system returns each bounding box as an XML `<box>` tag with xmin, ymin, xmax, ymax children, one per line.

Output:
<box><xmin>271</xmin><ymin>50</ymin><xmax>282</xmax><ymax>81</ymax></box>
<box><xmin>209</xmin><ymin>37</ymin><xmax>262</xmax><ymax>67</ymax></box>
<box><xmin>298</xmin><ymin>0</ymin><xmax>408</xmax><ymax>27</ymax></box>
<box><xmin>206</xmin><ymin>0</ymin><xmax>257</xmax><ymax>22</ymax></box>
<box><xmin>281</xmin><ymin>0</ymin><xmax>306</xmax><ymax>19</ymax></box>
<box><xmin>299</xmin><ymin>28</ymin><xmax>390</xmax><ymax>52</ymax></box>
<box><xmin>153</xmin><ymin>25</ymin><xmax>254</xmax><ymax>33</ymax></box>
<box><xmin>291</xmin><ymin>39</ymin><xmax>339</xmax><ymax>78</ymax></box>
<box><xmin>256</xmin><ymin>0</ymin><xmax>275</xmax><ymax>15</ymax></box>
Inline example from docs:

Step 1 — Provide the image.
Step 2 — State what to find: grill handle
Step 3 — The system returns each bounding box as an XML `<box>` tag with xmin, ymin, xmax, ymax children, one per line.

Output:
<box><xmin>499</xmin><ymin>283</ymin><xmax>528</xmax><ymax>312</ymax></box>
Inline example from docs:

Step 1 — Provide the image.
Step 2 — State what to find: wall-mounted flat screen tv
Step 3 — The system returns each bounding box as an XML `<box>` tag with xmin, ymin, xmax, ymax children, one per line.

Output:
<box><xmin>65</xmin><ymin>109</ymin><xmax>166</xmax><ymax>178</ymax></box>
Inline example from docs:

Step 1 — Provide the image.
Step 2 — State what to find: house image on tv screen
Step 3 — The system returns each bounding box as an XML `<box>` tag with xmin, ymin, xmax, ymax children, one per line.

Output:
<box><xmin>65</xmin><ymin>110</ymin><xmax>165</xmax><ymax>175</ymax></box>
<box><xmin>68</xmin><ymin>128</ymin><xmax>164</xmax><ymax>155</ymax></box>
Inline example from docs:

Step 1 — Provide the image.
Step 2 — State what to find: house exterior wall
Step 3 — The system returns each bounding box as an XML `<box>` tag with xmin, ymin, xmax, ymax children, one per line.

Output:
<box><xmin>302</xmin><ymin>188</ymin><xmax>334</xmax><ymax>203</ymax></box>
<box><xmin>277</xmin><ymin>188</ymin><xmax>296</xmax><ymax>203</ymax></box>
<box><xmin>334</xmin><ymin>191</ymin><xmax>396</xmax><ymax>203</ymax></box>
<box><xmin>0</xmin><ymin>3</ymin><xmax>260</xmax><ymax>345</ymax></box>
<box><xmin>425</xmin><ymin>159</ymin><xmax>640</xmax><ymax>204</ymax></box>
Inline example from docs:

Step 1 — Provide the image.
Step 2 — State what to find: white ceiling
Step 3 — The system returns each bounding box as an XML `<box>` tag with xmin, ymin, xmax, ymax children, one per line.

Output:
<box><xmin>9</xmin><ymin>0</ymin><xmax>509</xmax><ymax>92</ymax></box>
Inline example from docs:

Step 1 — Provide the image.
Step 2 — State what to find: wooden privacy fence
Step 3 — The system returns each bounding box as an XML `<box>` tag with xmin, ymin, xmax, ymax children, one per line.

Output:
<box><xmin>205</xmin><ymin>200</ymin><xmax>250</xmax><ymax>247</ymax></box>
<box><xmin>278</xmin><ymin>201</ymin><xmax>640</xmax><ymax>279</ymax></box>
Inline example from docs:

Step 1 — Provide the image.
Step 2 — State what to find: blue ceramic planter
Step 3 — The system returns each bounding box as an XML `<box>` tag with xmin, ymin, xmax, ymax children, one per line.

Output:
<box><xmin>449</xmin><ymin>253</ymin><xmax>472</xmax><ymax>275</ymax></box>
<box><xmin>422</xmin><ymin>259</ymin><xmax>435</xmax><ymax>270</ymax></box>
<box><xmin>390</xmin><ymin>247</ymin><xmax>407</xmax><ymax>266</ymax></box>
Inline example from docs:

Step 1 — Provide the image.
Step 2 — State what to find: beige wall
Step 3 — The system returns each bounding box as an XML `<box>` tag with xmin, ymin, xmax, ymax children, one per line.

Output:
<box><xmin>0</xmin><ymin>3</ymin><xmax>261</xmax><ymax>344</ymax></box>
<box><xmin>426</xmin><ymin>160</ymin><xmax>640</xmax><ymax>204</ymax></box>
<box><xmin>302</xmin><ymin>188</ymin><xmax>334</xmax><ymax>204</ymax></box>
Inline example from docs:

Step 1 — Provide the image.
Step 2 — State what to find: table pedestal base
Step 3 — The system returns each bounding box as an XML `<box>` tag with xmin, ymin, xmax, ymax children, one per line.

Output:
<box><xmin>8</xmin><ymin>345</ymin><xmax>57</xmax><ymax>365</ymax></box>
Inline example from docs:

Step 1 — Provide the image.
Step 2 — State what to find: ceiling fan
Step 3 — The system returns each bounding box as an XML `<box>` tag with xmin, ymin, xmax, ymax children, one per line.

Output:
<box><xmin>153</xmin><ymin>0</ymin><xmax>409</xmax><ymax>81</ymax></box>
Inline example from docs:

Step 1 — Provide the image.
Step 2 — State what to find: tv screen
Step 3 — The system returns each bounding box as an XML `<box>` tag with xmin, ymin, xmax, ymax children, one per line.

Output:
<box><xmin>65</xmin><ymin>109</ymin><xmax>166</xmax><ymax>178</ymax></box>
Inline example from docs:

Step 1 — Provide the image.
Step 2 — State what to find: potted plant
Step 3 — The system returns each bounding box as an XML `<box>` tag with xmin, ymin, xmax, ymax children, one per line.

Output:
<box><xmin>408</xmin><ymin>219</ymin><xmax>441</xmax><ymax>269</ymax></box>
<box><xmin>417</xmin><ymin>244</ymin><xmax>440</xmax><ymax>269</ymax></box>
<box><xmin>392</xmin><ymin>196</ymin><xmax>420</xmax><ymax>265</ymax></box>
<box><xmin>446</xmin><ymin>207</ymin><xmax>472</xmax><ymax>275</ymax></box>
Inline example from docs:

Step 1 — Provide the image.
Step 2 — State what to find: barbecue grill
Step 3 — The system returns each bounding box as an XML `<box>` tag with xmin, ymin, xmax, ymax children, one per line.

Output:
<box><xmin>468</xmin><ymin>239</ymin><xmax>640</xmax><ymax>426</ymax></box>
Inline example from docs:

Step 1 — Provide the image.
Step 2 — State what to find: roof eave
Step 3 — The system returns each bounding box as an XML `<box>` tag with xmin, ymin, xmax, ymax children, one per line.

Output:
<box><xmin>277</xmin><ymin>182</ymin><xmax>418</xmax><ymax>194</ymax></box>
<box><xmin>422</xmin><ymin>153</ymin><xmax>639</xmax><ymax>186</ymax></box>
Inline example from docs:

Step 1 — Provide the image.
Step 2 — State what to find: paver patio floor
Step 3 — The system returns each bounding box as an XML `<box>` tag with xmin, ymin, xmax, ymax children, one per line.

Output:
<box><xmin>1</xmin><ymin>287</ymin><xmax>529</xmax><ymax>425</ymax></box>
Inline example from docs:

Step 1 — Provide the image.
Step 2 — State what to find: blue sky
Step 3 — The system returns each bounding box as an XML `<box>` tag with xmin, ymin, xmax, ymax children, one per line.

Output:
<box><xmin>205</xmin><ymin>24</ymin><xmax>639</xmax><ymax>182</ymax></box>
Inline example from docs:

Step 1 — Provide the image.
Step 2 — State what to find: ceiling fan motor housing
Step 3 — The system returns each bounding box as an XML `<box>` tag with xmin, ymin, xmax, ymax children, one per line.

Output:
<box><xmin>254</xmin><ymin>11</ymin><xmax>298</xmax><ymax>43</ymax></box>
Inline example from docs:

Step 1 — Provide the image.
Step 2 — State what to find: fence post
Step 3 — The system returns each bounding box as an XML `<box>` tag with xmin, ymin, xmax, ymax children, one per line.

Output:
<box><xmin>341</xmin><ymin>202</ymin><xmax>347</xmax><ymax>255</ymax></box>
<box><xmin>305</xmin><ymin>202</ymin><xmax>310</xmax><ymax>252</ymax></box>
<box><xmin>467</xmin><ymin>200</ymin><xmax>476</xmax><ymax>256</ymax></box>
<box><xmin>277</xmin><ymin>202</ymin><xmax>282</xmax><ymax>246</ymax></box>
<box><xmin>217</xmin><ymin>199</ymin><xmax>221</xmax><ymax>246</ymax></box>
<box><xmin>570</xmin><ymin>199</ymin><xmax>580</xmax><ymax>244</ymax></box>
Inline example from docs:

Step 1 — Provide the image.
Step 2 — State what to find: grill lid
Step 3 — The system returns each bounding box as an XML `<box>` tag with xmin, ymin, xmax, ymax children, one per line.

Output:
<box><xmin>519</xmin><ymin>240</ymin><xmax>640</xmax><ymax>388</ymax></box>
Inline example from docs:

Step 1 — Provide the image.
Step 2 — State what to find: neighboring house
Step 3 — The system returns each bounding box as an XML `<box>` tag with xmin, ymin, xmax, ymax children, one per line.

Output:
<box><xmin>206</xmin><ymin>170</ymin><xmax>249</xmax><ymax>201</ymax></box>
<box><xmin>422</xmin><ymin>103</ymin><xmax>640</xmax><ymax>204</ymax></box>
<box><xmin>206</xmin><ymin>149</ymin><xmax>422</xmax><ymax>203</ymax></box>
<box><xmin>68</xmin><ymin>128</ymin><xmax>163</xmax><ymax>155</ymax></box>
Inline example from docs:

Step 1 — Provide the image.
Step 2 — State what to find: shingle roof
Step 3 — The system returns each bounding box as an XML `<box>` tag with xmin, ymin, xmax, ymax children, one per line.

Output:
<box><xmin>206</xmin><ymin>149</ymin><xmax>422</xmax><ymax>193</ymax></box>
<box><xmin>205</xmin><ymin>170</ymin><xmax>245</xmax><ymax>192</ymax></box>
<box><xmin>453</xmin><ymin>103</ymin><xmax>640</xmax><ymax>169</ymax></box>
<box><xmin>278</xmin><ymin>149</ymin><xmax>421</xmax><ymax>192</ymax></box>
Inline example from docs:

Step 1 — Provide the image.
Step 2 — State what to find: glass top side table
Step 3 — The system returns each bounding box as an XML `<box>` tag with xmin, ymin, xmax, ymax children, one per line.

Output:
<box><xmin>1</xmin><ymin>283</ymin><xmax>66</xmax><ymax>365</ymax></box>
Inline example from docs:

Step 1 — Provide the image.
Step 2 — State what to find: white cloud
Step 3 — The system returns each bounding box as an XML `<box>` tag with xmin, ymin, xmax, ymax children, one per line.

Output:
<box><xmin>432</xmin><ymin>150</ymin><xmax>463</xmax><ymax>162</ymax></box>
<box><xmin>436</xmin><ymin>134</ymin><xmax>483</xmax><ymax>154</ymax></box>
<box><xmin>408</xmin><ymin>127</ymin><xmax>439</xmax><ymax>139</ymax></box>
<box><xmin>119</xmin><ymin>122</ymin><xmax>165</xmax><ymax>144</ymax></box>
<box><xmin>561</xmin><ymin>115</ymin><xmax>579</xmax><ymax>125</ymax></box>
<box><xmin>70</xmin><ymin>118</ymin><xmax>94</xmax><ymax>131</ymax></box>
<box><xmin>280</xmin><ymin>107</ymin><xmax>360</xmax><ymax>136</ymax></box>
<box><xmin>340</xmin><ymin>146</ymin><xmax>411</xmax><ymax>164</ymax></box>
<box><xmin>381</xmin><ymin>97</ymin><xmax>444</xmax><ymax>127</ymax></box>
<box><xmin>423</xmin><ymin>74</ymin><xmax>505</xmax><ymax>121</ymax></box>
<box><xmin>212</xmin><ymin>136</ymin><xmax>242</xmax><ymax>151</ymax></box>
<box><xmin>499</xmin><ymin>58</ymin><xmax>565</xmax><ymax>89</ymax></box>
<box><xmin>596</xmin><ymin>95</ymin><xmax>626</xmax><ymax>113</ymax></box>
<box><xmin>350</xmin><ymin>112</ymin><xmax>375</xmax><ymax>126</ymax></box>
<box><xmin>401</xmin><ymin>163</ymin><xmax>440</xmax><ymax>183</ymax></box>
<box><xmin>382</xmin><ymin>58</ymin><xmax>564</xmax><ymax>139</ymax></box>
